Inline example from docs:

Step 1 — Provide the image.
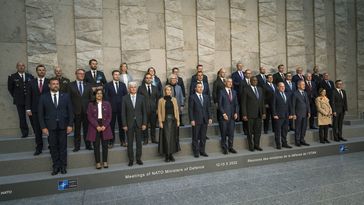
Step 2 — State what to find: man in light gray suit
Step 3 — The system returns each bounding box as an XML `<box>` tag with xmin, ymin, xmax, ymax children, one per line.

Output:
<box><xmin>122</xmin><ymin>82</ymin><xmax>147</xmax><ymax>167</ymax></box>
<box><xmin>168</xmin><ymin>74</ymin><xmax>185</xmax><ymax>126</ymax></box>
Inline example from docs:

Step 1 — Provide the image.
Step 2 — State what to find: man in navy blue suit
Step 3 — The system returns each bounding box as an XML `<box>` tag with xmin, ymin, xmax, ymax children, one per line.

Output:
<box><xmin>218</xmin><ymin>78</ymin><xmax>239</xmax><ymax>154</ymax></box>
<box><xmin>284</xmin><ymin>72</ymin><xmax>296</xmax><ymax>131</ymax></box>
<box><xmin>38</xmin><ymin>78</ymin><xmax>73</xmax><ymax>175</ymax></box>
<box><xmin>105</xmin><ymin>70</ymin><xmax>128</xmax><ymax>147</ymax></box>
<box><xmin>26</xmin><ymin>64</ymin><xmax>49</xmax><ymax>155</ymax></box>
<box><xmin>189</xmin><ymin>82</ymin><xmax>212</xmax><ymax>158</ymax></box>
<box><xmin>318</xmin><ymin>73</ymin><xmax>335</xmax><ymax>102</ymax></box>
<box><xmin>256</xmin><ymin>67</ymin><xmax>267</xmax><ymax>88</ymax></box>
<box><xmin>272</xmin><ymin>82</ymin><xmax>293</xmax><ymax>149</ymax></box>
<box><xmin>231</xmin><ymin>63</ymin><xmax>245</xmax><ymax>93</ymax></box>
<box><xmin>263</xmin><ymin>74</ymin><xmax>276</xmax><ymax>134</ymax></box>
<box><xmin>189</xmin><ymin>71</ymin><xmax>210</xmax><ymax>96</ymax></box>
<box><xmin>292</xmin><ymin>80</ymin><xmax>311</xmax><ymax>147</ymax></box>
<box><xmin>292</xmin><ymin>67</ymin><xmax>305</xmax><ymax>85</ymax></box>
<box><xmin>238</xmin><ymin>69</ymin><xmax>253</xmax><ymax>135</ymax></box>
<box><xmin>305</xmin><ymin>73</ymin><xmax>318</xmax><ymax>129</ymax></box>
<box><xmin>85</xmin><ymin>59</ymin><xmax>107</xmax><ymax>90</ymax></box>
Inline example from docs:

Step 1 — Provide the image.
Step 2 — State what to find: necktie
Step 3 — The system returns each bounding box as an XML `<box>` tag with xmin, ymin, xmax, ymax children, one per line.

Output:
<box><xmin>228</xmin><ymin>89</ymin><xmax>232</xmax><ymax>102</ymax></box>
<box><xmin>132</xmin><ymin>95</ymin><xmax>136</xmax><ymax>108</ymax></box>
<box><xmin>39</xmin><ymin>79</ymin><xmax>43</xmax><ymax>93</ymax></box>
<box><xmin>326</xmin><ymin>80</ymin><xmax>331</xmax><ymax>88</ymax></box>
<box><xmin>308</xmin><ymin>81</ymin><xmax>311</xmax><ymax>89</ymax></box>
<box><xmin>301</xmin><ymin>91</ymin><xmax>305</xmax><ymax>97</ymax></box>
<box><xmin>247</xmin><ymin>79</ymin><xmax>250</xmax><ymax>85</ymax></box>
<box><xmin>270</xmin><ymin>83</ymin><xmax>275</xmax><ymax>91</ymax></box>
<box><xmin>281</xmin><ymin>92</ymin><xmax>286</xmax><ymax>103</ymax></box>
<box><xmin>240</xmin><ymin>71</ymin><xmax>244</xmax><ymax>79</ymax></box>
<box><xmin>115</xmin><ymin>82</ymin><xmax>118</xmax><ymax>94</ymax></box>
<box><xmin>53</xmin><ymin>94</ymin><xmax>58</xmax><ymax>108</ymax></box>
<box><xmin>93</xmin><ymin>71</ymin><xmax>96</xmax><ymax>80</ymax></box>
<box><xmin>262</xmin><ymin>75</ymin><xmax>266</xmax><ymax>83</ymax></box>
<box><xmin>21</xmin><ymin>74</ymin><xmax>24</xmax><ymax>82</ymax></box>
<box><xmin>339</xmin><ymin>90</ymin><xmax>343</xmax><ymax>98</ymax></box>
<box><xmin>254</xmin><ymin>86</ymin><xmax>259</xmax><ymax>99</ymax></box>
<box><xmin>199</xmin><ymin>94</ymin><xmax>203</xmax><ymax>105</ymax></box>
<box><xmin>148</xmin><ymin>85</ymin><xmax>151</xmax><ymax>96</ymax></box>
<box><xmin>78</xmin><ymin>81</ymin><xmax>83</xmax><ymax>95</ymax></box>
<box><xmin>281</xmin><ymin>73</ymin><xmax>285</xmax><ymax>79</ymax></box>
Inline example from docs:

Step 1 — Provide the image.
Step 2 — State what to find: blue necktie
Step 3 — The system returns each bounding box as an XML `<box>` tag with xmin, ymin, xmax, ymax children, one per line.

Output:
<box><xmin>78</xmin><ymin>81</ymin><xmax>83</xmax><ymax>95</ymax></box>
<box><xmin>254</xmin><ymin>87</ymin><xmax>259</xmax><ymax>99</ymax></box>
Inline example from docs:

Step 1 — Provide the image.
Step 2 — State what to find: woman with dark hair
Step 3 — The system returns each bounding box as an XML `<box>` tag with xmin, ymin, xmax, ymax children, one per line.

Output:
<box><xmin>158</xmin><ymin>85</ymin><xmax>180</xmax><ymax>162</ymax></box>
<box><xmin>147</xmin><ymin>67</ymin><xmax>162</xmax><ymax>95</ymax></box>
<box><xmin>315</xmin><ymin>88</ymin><xmax>332</xmax><ymax>143</ymax></box>
<box><xmin>119</xmin><ymin>63</ymin><xmax>133</xmax><ymax>86</ymax></box>
<box><xmin>87</xmin><ymin>88</ymin><xmax>113</xmax><ymax>169</ymax></box>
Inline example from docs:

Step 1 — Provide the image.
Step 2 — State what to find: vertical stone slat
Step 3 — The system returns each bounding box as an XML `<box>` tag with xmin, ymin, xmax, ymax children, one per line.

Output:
<box><xmin>357</xmin><ymin>0</ymin><xmax>364</xmax><ymax>114</ymax></box>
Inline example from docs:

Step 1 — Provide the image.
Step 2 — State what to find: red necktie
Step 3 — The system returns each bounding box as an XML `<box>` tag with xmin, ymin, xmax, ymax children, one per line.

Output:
<box><xmin>39</xmin><ymin>79</ymin><xmax>43</xmax><ymax>93</ymax></box>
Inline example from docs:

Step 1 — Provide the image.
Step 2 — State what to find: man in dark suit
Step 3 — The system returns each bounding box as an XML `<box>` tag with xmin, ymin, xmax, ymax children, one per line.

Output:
<box><xmin>318</xmin><ymin>73</ymin><xmax>335</xmax><ymax>102</ymax></box>
<box><xmin>191</xmin><ymin>64</ymin><xmax>208</xmax><ymax>83</ymax></box>
<box><xmin>189</xmin><ymin>82</ymin><xmax>212</xmax><ymax>158</ymax></box>
<box><xmin>332</xmin><ymin>80</ymin><xmax>348</xmax><ymax>142</ymax></box>
<box><xmin>38</xmin><ymin>78</ymin><xmax>73</xmax><ymax>175</ymax></box>
<box><xmin>312</xmin><ymin>65</ymin><xmax>323</xmax><ymax>85</ymax></box>
<box><xmin>218</xmin><ymin>78</ymin><xmax>239</xmax><ymax>154</ymax></box>
<box><xmin>104</xmin><ymin>70</ymin><xmax>128</xmax><ymax>147</ymax></box>
<box><xmin>68</xmin><ymin>68</ymin><xmax>93</xmax><ymax>151</ymax></box>
<box><xmin>292</xmin><ymin>80</ymin><xmax>311</xmax><ymax>147</ymax></box>
<box><xmin>263</xmin><ymin>74</ymin><xmax>276</xmax><ymax>134</ymax></box>
<box><xmin>85</xmin><ymin>59</ymin><xmax>107</xmax><ymax>90</ymax></box>
<box><xmin>122</xmin><ymin>82</ymin><xmax>147</xmax><ymax>167</ymax></box>
<box><xmin>212</xmin><ymin>68</ymin><xmax>226</xmax><ymax>104</ymax></box>
<box><xmin>190</xmin><ymin>71</ymin><xmax>210</xmax><ymax>96</ymax></box>
<box><xmin>54</xmin><ymin>66</ymin><xmax>70</xmax><ymax>93</ymax></box>
<box><xmin>305</xmin><ymin>73</ymin><xmax>318</xmax><ymax>129</ymax></box>
<box><xmin>138</xmin><ymin>73</ymin><xmax>161</xmax><ymax>145</ymax></box>
<box><xmin>8</xmin><ymin>62</ymin><xmax>34</xmax><ymax>138</ymax></box>
<box><xmin>26</xmin><ymin>64</ymin><xmax>49</xmax><ymax>155</ymax></box>
<box><xmin>166</xmin><ymin>67</ymin><xmax>186</xmax><ymax>97</ymax></box>
<box><xmin>239</xmin><ymin>69</ymin><xmax>253</xmax><ymax>135</ymax></box>
<box><xmin>292</xmin><ymin>67</ymin><xmax>305</xmax><ymax>85</ymax></box>
<box><xmin>242</xmin><ymin>76</ymin><xmax>266</xmax><ymax>151</ymax></box>
<box><xmin>231</xmin><ymin>63</ymin><xmax>245</xmax><ymax>93</ymax></box>
<box><xmin>272</xmin><ymin>82</ymin><xmax>293</xmax><ymax>149</ymax></box>
<box><xmin>256</xmin><ymin>67</ymin><xmax>267</xmax><ymax>88</ymax></box>
<box><xmin>273</xmin><ymin>64</ymin><xmax>286</xmax><ymax>85</ymax></box>
<box><xmin>284</xmin><ymin>72</ymin><xmax>296</xmax><ymax>131</ymax></box>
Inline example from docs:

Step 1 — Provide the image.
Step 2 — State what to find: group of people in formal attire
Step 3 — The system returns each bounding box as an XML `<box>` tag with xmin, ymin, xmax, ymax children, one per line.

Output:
<box><xmin>8</xmin><ymin>60</ymin><xmax>348</xmax><ymax>175</ymax></box>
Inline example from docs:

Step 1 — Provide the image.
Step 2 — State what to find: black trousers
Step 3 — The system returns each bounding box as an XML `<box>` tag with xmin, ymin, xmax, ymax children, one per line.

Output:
<box><xmin>220</xmin><ymin>119</ymin><xmax>235</xmax><ymax>150</ymax></box>
<box><xmin>74</xmin><ymin>113</ymin><xmax>91</xmax><ymax>149</ymax></box>
<box><xmin>48</xmin><ymin>127</ymin><xmax>67</xmax><ymax>169</ymax></box>
<box><xmin>93</xmin><ymin>128</ymin><xmax>108</xmax><ymax>163</ymax></box>
<box><xmin>263</xmin><ymin>107</ymin><xmax>275</xmax><ymax>133</ymax></box>
<box><xmin>192</xmin><ymin>123</ymin><xmax>207</xmax><ymax>154</ymax></box>
<box><xmin>30</xmin><ymin>112</ymin><xmax>43</xmax><ymax>151</ymax></box>
<box><xmin>143</xmin><ymin>111</ymin><xmax>157</xmax><ymax>142</ymax></box>
<box><xmin>319</xmin><ymin>125</ymin><xmax>329</xmax><ymax>142</ymax></box>
<box><xmin>16</xmin><ymin>104</ymin><xmax>29</xmax><ymax>137</ymax></box>
<box><xmin>309</xmin><ymin>101</ymin><xmax>317</xmax><ymax>128</ymax></box>
<box><xmin>295</xmin><ymin>116</ymin><xmax>307</xmax><ymax>143</ymax></box>
<box><xmin>110</xmin><ymin>111</ymin><xmax>126</xmax><ymax>144</ymax></box>
<box><xmin>333</xmin><ymin>112</ymin><xmax>345</xmax><ymax>140</ymax></box>
<box><xmin>273</xmin><ymin>118</ymin><xmax>289</xmax><ymax>146</ymax></box>
<box><xmin>127</xmin><ymin>120</ymin><xmax>142</xmax><ymax>161</ymax></box>
<box><xmin>247</xmin><ymin>118</ymin><xmax>262</xmax><ymax>149</ymax></box>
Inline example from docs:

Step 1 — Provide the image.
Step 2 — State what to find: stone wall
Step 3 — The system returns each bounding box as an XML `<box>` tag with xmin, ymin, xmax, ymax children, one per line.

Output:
<box><xmin>0</xmin><ymin>0</ymin><xmax>363</xmax><ymax>135</ymax></box>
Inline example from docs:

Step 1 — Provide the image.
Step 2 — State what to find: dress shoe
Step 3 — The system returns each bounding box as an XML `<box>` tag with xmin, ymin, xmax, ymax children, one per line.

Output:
<box><xmin>51</xmin><ymin>168</ymin><xmax>59</xmax><ymax>176</ymax></box>
<box><xmin>169</xmin><ymin>155</ymin><xmax>175</xmax><ymax>162</ymax></box>
<box><xmin>136</xmin><ymin>160</ymin><xmax>143</xmax><ymax>165</ymax></box>
<box><xmin>276</xmin><ymin>146</ymin><xmax>282</xmax><ymax>150</ymax></box>
<box><xmin>103</xmin><ymin>162</ymin><xmax>109</xmax><ymax>168</ymax></box>
<box><xmin>128</xmin><ymin>161</ymin><xmax>133</xmax><ymax>167</ymax></box>
<box><xmin>200</xmin><ymin>152</ymin><xmax>208</xmax><ymax>157</ymax></box>
<box><xmin>143</xmin><ymin>140</ymin><xmax>148</xmax><ymax>145</ymax></box>
<box><xmin>96</xmin><ymin>163</ymin><xmax>102</xmax><ymax>169</ymax></box>
<box><xmin>21</xmin><ymin>135</ymin><xmax>28</xmax><ymax>138</ymax></box>
<box><xmin>222</xmin><ymin>149</ymin><xmax>228</xmax><ymax>155</ymax></box>
<box><xmin>121</xmin><ymin>142</ymin><xmax>127</xmax><ymax>147</ymax></box>
<box><xmin>206</xmin><ymin>136</ymin><xmax>210</xmax><ymax>140</ymax></box>
<box><xmin>152</xmin><ymin>140</ymin><xmax>158</xmax><ymax>144</ymax></box>
<box><xmin>282</xmin><ymin>144</ymin><xmax>292</xmax><ymax>149</ymax></box>
<box><xmin>86</xmin><ymin>146</ymin><xmax>93</xmax><ymax>150</ymax></box>
<box><xmin>229</xmin><ymin>148</ymin><xmax>237</xmax><ymax>154</ymax></box>
<box><xmin>73</xmin><ymin>148</ymin><xmax>80</xmax><ymax>152</ymax></box>
<box><xmin>334</xmin><ymin>139</ymin><xmax>340</xmax><ymax>142</ymax></box>
<box><xmin>324</xmin><ymin>139</ymin><xmax>330</xmax><ymax>143</ymax></box>
<box><xmin>301</xmin><ymin>142</ymin><xmax>310</xmax><ymax>146</ymax></box>
<box><xmin>319</xmin><ymin>141</ymin><xmax>325</xmax><ymax>144</ymax></box>
<box><xmin>34</xmin><ymin>150</ymin><xmax>42</xmax><ymax>156</ymax></box>
<box><xmin>295</xmin><ymin>143</ymin><xmax>301</xmax><ymax>147</ymax></box>
<box><xmin>339</xmin><ymin>138</ymin><xmax>347</xmax><ymax>142</ymax></box>
<box><xmin>60</xmin><ymin>167</ymin><xmax>67</xmax><ymax>174</ymax></box>
<box><xmin>249</xmin><ymin>148</ymin><xmax>255</xmax><ymax>152</ymax></box>
<box><xmin>254</xmin><ymin>147</ymin><xmax>263</xmax><ymax>151</ymax></box>
<box><xmin>310</xmin><ymin>126</ymin><xmax>318</xmax><ymax>129</ymax></box>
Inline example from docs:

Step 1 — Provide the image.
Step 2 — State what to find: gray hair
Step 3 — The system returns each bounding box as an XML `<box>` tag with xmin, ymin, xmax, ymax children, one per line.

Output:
<box><xmin>168</xmin><ymin>74</ymin><xmax>177</xmax><ymax>83</ymax></box>
<box><xmin>128</xmin><ymin>81</ymin><xmax>137</xmax><ymax>88</ymax></box>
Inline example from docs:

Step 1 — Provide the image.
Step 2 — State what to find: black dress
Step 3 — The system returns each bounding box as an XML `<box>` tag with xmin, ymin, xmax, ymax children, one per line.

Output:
<box><xmin>158</xmin><ymin>96</ymin><xmax>180</xmax><ymax>155</ymax></box>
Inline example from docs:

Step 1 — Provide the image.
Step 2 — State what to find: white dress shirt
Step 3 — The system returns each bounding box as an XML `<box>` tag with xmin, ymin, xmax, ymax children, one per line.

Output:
<box><xmin>97</xmin><ymin>102</ymin><xmax>102</xmax><ymax>119</ymax></box>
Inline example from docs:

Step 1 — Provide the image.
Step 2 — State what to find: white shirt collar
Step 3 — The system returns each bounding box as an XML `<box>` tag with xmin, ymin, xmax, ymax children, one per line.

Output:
<box><xmin>38</xmin><ymin>77</ymin><xmax>45</xmax><ymax>81</ymax></box>
<box><xmin>51</xmin><ymin>91</ymin><xmax>59</xmax><ymax>95</ymax></box>
<box><xmin>225</xmin><ymin>88</ymin><xmax>231</xmax><ymax>93</ymax></box>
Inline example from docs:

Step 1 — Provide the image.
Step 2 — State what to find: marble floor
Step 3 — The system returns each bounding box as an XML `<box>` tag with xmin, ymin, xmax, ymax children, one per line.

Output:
<box><xmin>2</xmin><ymin>151</ymin><xmax>364</xmax><ymax>205</ymax></box>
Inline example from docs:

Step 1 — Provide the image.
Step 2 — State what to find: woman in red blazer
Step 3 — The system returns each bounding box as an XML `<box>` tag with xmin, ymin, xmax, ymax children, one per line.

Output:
<box><xmin>87</xmin><ymin>88</ymin><xmax>113</xmax><ymax>169</ymax></box>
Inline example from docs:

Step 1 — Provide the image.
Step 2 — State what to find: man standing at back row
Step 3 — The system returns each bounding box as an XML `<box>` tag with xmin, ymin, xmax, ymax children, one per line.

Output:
<box><xmin>332</xmin><ymin>80</ymin><xmax>348</xmax><ymax>142</ymax></box>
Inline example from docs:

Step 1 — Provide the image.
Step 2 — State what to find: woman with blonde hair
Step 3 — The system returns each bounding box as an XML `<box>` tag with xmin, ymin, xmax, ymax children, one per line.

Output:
<box><xmin>158</xmin><ymin>85</ymin><xmax>180</xmax><ymax>162</ymax></box>
<box><xmin>315</xmin><ymin>88</ymin><xmax>332</xmax><ymax>143</ymax></box>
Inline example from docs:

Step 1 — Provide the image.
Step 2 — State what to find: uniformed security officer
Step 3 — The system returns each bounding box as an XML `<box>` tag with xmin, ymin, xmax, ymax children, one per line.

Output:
<box><xmin>54</xmin><ymin>66</ymin><xmax>70</xmax><ymax>93</ymax></box>
<box><xmin>7</xmin><ymin>62</ymin><xmax>34</xmax><ymax>138</ymax></box>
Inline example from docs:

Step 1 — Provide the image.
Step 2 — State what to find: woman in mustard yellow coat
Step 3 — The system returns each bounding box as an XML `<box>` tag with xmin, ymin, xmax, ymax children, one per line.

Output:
<box><xmin>315</xmin><ymin>88</ymin><xmax>332</xmax><ymax>143</ymax></box>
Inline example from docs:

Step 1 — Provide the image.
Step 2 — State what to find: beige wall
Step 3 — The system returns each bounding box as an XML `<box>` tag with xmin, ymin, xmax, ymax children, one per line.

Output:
<box><xmin>0</xmin><ymin>0</ymin><xmax>363</xmax><ymax>135</ymax></box>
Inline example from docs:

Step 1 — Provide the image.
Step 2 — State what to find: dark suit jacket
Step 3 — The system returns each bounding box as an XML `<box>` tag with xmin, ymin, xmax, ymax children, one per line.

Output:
<box><xmin>312</xmin><ymin>73</ymin><xmax>323</xmax><ymax>84</ymax></box>
<box><xmin>152</xmin><ymin>75</ymin><xmax>163</xmax><ymax>96</ymax></box>
<box><xmin>104</xmin><ymin>81</ymin><xmax>127</xmax><ymax>112</ymax></box>
<box><xmin>218</xmin><ymin>89</ymin><xmax>239</xmax><ymax>121</ymax></box>
<box><xmin>188</xmin><ymin>94</ymin><xmax>212</xmax><ymax>125</ymax></box>
<box><xmin>8</xmin><ymin>72</ymin><xmax>34</xmax><ymax>105</ymax></box>
<box><xmin>292</xmin><ymin>90</ymin><xmax>311</xmax><ymax>117</ymax></box>
<box><xmin>292</xmin><ymin>74</ymin><xmax>305</xmax><ymax>85</ymax></box>
<box><xmin>137</xmin><ymin>83</ymin><xmax>161</xmax><ymax>114</ymax></box>
<box><xmin>284</xmin><ymin>81</ymin><xmax>296</xmax><ymax>98</ymax></box>
<box><xmin>38</xmin><ymin>92</ymin><xmax>73</xmax><ymax>130</ymax></box>
<box><xmin>231</xmin><ymin>71</ymin><xmax>244</xmax><ymax>93</ymax></box>
<box><xmin>332</xmin><ymin>89</ymin><xmax>348</xmax><ymax>114</ymax></box>
<box><xmin>273</xmin><ymin>72</ymin><xmax>285</xmax><ymax>85</ymax></box>
<box><xmin>272</xmin><ymin>91</ymin><xmax>291</xmax><ymax>118</ymax></box>
<box><xmin>191</xmin><ymin>74</ymin><xmax>208</xmax><ymax>84</ymax></box>
<box><xmin>26</xmin><ymin>78</ymin><xmax>50</xmax><ymax>112</ymax></box>
<box><xmin>68</xmin><ymin>81</ymin><xmax>93</xmax><ymax>115</ymax></box>
<box><xmin>256</xmin><ymin>74</ymin><xmax>267</xmax><ymax>88</ymax></box>
<box><xmin>263</xmin><ymin>83</ymin><xmax>276</xmax><ymax>106</ymax></box>
<box><xmin>212</xmin><ymin>77</ymin><xmax>225</xmax><ymax>103</ymax></box>
<box><xmin>189</xmin><ymin>80</ymin><xmax>210</xmax><ymax>96</ymax></box>
<box><xmin>121</xmin><ymin>94</ymin><xmax>147</xmax><ymax>129</ymax></box>
<box><xmin>242</xmin><ymin>86</ymin><xmax>266</xmax><ymax>118</ymax></box>
<box><xmin>85</xmin><ymin>70</ymin><xmax>107</xmax><ymax>87</ymax></box>
<box><xmin>318</xmin><ymin>80</ymin><xmax>335</xmax><ymax>101</ymax></box>
<box><xmin>305</xmin><ymin>81</ymin><xmax>317</xmax><ymax>101</ymax></box>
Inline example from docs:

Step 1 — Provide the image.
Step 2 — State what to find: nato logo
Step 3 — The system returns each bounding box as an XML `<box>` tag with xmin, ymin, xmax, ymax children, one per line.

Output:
<box><xmin>58</xmin><ymin>180</ymin><xmax>69</xmax><ymax>191</ymax></box>
<box><xmin>339</xmin><ymin>144</ymin><xmax>348</xmax><ymax>153</ymax></box>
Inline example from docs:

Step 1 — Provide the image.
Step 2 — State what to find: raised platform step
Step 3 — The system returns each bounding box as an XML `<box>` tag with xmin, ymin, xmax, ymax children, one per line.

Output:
<box><xmin>344</xmin><ymin>119</ymin><xmax>364</xmax><ymax>125</ymax></box>
<box><xmin>1</xmin><ymin>137</ymin><xmax>364</xmax><ymax>201</ymax></box>
<box><xmin>0</xmin><ymin>125</ymin><xmax>363</xmax><ymax>176</ymax></box>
